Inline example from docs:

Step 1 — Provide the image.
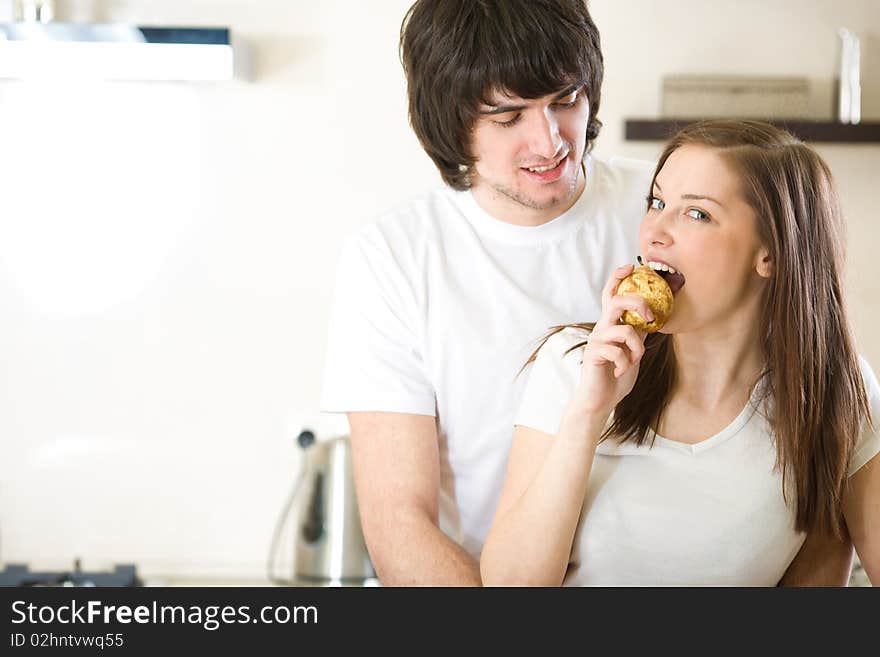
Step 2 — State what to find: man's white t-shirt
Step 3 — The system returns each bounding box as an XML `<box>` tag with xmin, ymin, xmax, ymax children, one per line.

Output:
<box><xmin>321</xmin><ymin>155</ymin><xmax>653</xmax><ymax>557</ymax></box>
<box><xmin>515</xmin><ymin>327</ymin><xmax>880</xmax><ymax>586</ymax></box>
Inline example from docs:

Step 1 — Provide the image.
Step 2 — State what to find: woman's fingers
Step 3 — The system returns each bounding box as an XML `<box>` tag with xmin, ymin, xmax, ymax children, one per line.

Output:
<box><xmin>600</xmin><ymin>264</ymin><xmax>635</xmax><ymax>308</ymax></box>
<box><xmin>584</xmin><ymin>344</ymin><xmax>632</xmax><ymax>377</ymax></box>
<box><xmin>597</xmin><ymin>293</ymin><xmax>655</xmax><ymax>331</ymax></box>
<box><xmin>588</xmin><ymin>344</ymin><xmax>632</xmax><ymax>378</ymax></box>
<box><xmin>594</xmin><ymin>324</ymin><xmax>647</xmax><ymax>363</ymax></box>
<box><xmin>583</xmin><ymin>263</ymin><xmax>653</xmax><ymax>384</ymax></box>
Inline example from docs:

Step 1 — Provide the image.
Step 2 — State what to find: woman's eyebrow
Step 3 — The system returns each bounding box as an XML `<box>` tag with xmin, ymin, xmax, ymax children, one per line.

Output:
<box><xmin>681</xmin><ymin>193</ymin><xmax>723</xmax><ymax>207</ymax></box>
<box><xmin>654</xmin><ymin>183</ymin><xmax>723</xmax><ymax>207</ymax></box>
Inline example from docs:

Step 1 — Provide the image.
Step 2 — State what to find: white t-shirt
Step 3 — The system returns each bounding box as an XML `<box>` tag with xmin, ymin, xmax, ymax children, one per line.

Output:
<box><xmin>515</xmin><ymin>327</ymin><xmax>880</xmax><ymax>586</ymax></box>
<box><xmin>321</xmin><ymin>155</ymin><xmax>654</xmax><ymax>557</ymax></box>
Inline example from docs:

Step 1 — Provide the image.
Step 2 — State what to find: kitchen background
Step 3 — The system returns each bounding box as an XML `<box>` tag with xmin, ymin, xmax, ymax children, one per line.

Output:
<box><xmin>1</xmin><ymin>0</ymin><xmax>877</xmax><ymax>583</ymax></box>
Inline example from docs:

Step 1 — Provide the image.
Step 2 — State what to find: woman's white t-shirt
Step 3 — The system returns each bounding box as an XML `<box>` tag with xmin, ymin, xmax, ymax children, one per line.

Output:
<box><xmin>515</xmin><ymin>327</ymin><xmax>880</xmax><ymax>586</ymax></box>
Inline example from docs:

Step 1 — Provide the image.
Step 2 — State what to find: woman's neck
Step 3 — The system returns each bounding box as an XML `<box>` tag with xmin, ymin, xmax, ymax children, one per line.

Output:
<box><xmin>669</xmin><ymin>315</ymin><xmax>765</xmax><ymax>411</ymax></box>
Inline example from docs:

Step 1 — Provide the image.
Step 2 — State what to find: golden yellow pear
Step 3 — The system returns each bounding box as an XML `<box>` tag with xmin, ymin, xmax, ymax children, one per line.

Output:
<box><xmin>616</xmin><ymin>265</ymin><xmax>674</xmax><ymax>333</ymax></box>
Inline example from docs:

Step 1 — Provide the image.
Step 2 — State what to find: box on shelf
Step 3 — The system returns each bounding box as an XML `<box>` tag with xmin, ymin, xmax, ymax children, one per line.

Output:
<box><xmin>662</xmin><ymin>75</ymin><xmax>810</xmax><ymax>120</ymax></box>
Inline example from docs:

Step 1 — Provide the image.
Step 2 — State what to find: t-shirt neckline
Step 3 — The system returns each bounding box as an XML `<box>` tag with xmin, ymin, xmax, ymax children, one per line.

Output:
<box><xmin>456</xmin><ymin>155</ymin><xmax>596</xmax><ymax>246</ymax></box>
<box><xmin>648</xmin><ymin>382</ymin><xmax>765</xmax><ymax>456</ymax></box>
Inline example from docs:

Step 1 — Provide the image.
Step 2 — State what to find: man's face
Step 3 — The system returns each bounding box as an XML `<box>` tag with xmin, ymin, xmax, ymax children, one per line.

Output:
<box><xmin>468</xmin><ymin>84</ymin><xmax>590</xmax><ymax>226</ymax></box>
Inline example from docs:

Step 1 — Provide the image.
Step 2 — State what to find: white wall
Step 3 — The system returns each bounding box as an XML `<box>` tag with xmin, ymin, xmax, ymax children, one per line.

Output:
<box><xmin>0</xmin><ymin>0</ymin><xmax>877</xmax><ymax>579</ymax></box>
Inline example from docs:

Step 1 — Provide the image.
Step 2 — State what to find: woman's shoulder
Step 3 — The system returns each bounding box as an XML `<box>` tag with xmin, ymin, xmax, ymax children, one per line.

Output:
<box><xmin>857</xmin><ymin>355</ymin><xmax>879</xmax><ymax>396</ymax></box>
<box><xmin>849</xmin><ymin>355</ymin><xmax>880</xmax><ymax>477</ymax></box>
<box><xmin>538</xmin><ymin>326</ymin><xmax>591</xmax><ymax>361</ymax></box>
<box><xmin>541</xmin><ymin>326</ymin><xmax>590</xmax><ymax>357</ymax></box>
<box><xmin>516</xmin><ymin>327</ymin><xmax>591</xmax><ymax>435</ymax></box>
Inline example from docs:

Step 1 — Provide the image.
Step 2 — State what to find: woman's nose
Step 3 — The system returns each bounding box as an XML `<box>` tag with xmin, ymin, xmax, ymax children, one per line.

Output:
<box><xmin>643</xmin><ymin>211</ymin><xmax>673</xmax><ymax>247</ymax></box>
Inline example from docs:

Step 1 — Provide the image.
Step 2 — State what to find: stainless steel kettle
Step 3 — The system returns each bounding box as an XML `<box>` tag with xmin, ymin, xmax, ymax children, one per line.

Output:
<box><xmin>290</xmin><ymin>430</ymin><xmax>376</xmax><ymax>586</ymax></box>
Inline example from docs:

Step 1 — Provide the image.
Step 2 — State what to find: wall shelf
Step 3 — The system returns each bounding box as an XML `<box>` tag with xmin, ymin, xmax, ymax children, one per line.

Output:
<box><xmin>624</xmin><ymin>119</ymin><xmax>880</xmax><ymax>143</ymax></box>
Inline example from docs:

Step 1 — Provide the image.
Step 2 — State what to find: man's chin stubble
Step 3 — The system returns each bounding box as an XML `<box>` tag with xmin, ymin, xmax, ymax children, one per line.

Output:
<box><xmin>492</xmin><ymin>174</ymin><xmax>580</xmax><ymax>211</ymax></box>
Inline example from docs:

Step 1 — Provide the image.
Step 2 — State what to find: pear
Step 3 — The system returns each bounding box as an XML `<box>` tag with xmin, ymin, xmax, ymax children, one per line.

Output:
<box><xmin>616</xmin><ymin>265</ymin><xmax>674</xmax><ymax>333</ymax></box>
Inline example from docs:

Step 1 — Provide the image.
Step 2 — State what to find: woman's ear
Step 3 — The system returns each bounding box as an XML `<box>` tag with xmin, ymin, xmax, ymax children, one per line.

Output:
<box><xmin>756</xmin><ymin>247</ymin><xmax>773</xmax><ymax>278</ymax></box>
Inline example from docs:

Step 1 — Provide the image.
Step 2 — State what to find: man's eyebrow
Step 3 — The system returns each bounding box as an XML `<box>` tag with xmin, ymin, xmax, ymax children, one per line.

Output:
<box><xmin>479</xmin><ymin>101</ymin><xmax>528</xmax><ymax>116</ymax></box>
<box><xmin>653</xmin><ymin>182</ymin><xmax>723</xmax><ymax>207</ymax></box>
<box><xmin>478</xmin><ymin>84</ymin><xmax>582</xmax><ymax>115</ymax></box>
<box><xmin>552</xmin><ymin>84</ymin><xmax>581</xmax><ymax>101</ymax></box>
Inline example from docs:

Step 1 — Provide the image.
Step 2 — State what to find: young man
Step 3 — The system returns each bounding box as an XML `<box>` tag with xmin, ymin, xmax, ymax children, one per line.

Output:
<box><xmin>321</xmin><ymin>0</ymin><xmax>853</xmax><ymax>586</ymax></box>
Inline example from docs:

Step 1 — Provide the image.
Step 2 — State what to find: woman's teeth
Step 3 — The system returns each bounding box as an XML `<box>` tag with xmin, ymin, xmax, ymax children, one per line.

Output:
<box><xmin>527</xmin><ymin>160</ymin><xmax>562</xmax><ymax>173</ymax></box>
<box><xmin>647</xmin><ymin>260</ymin><xmax>677</xmax><ymax>274</ymax></box>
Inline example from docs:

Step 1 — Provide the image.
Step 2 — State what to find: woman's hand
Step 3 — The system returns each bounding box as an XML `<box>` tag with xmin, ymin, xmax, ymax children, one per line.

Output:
<box><xmin>569</xmin><ymin>264</ymin><xmax>651</xmax><ymax>421</ymax></box>
<box><xmin>482</xmin><ymin>265</ymin><xmax>653</xmax><ymax>586</ymax></box>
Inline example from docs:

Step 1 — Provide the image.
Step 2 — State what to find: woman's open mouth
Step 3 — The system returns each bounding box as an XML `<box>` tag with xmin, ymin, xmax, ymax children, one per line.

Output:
<box><xmin>646</xmin><ymin>260</ymin><xmax>686</xmax><ymax>294</ymax></box>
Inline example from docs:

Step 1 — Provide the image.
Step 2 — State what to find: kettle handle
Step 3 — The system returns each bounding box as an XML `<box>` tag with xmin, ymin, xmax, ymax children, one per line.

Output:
<box><xmin>265</xmin><ymin>428</ymin><xmax>316</xmax><ymax>584</ymax></box>
<box><xmin>300</xmin><ymin>472</ymin><xmax>325</xmax><ymax>544</ymax></box>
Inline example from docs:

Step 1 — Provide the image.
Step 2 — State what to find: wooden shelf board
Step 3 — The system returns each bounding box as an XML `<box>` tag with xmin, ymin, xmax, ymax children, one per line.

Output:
<box><xmin>624</xmin><ymin>119</ymin><xmax>880</xmax><ymax>143</ymax></box>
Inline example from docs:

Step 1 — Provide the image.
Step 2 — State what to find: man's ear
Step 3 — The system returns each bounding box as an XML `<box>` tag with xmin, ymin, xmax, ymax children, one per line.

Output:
<box><xmin>756</xmin><ymin>247</ymin><xmax>773</xmax><ymax>278</ymax></box>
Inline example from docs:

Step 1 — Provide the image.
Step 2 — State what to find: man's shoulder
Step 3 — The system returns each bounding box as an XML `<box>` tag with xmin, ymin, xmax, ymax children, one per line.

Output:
<box><xmin>604</xmin><ymin>155</ymin><xmax>656</xmax><ymax>174</ymax></box>
<box><xmin>579</xmin><ymin>155</ymin><xmax>655</xmax><ymax>233</ymax></box>
<box><xmin>349</xmin><ymin>186</ymin><xmax>464</xmax><ymax>249</ymax></box>
<box><xmin>590</xmin><ymin>154</ymin><xmax>655</xmax><ymax>193</ymax></box>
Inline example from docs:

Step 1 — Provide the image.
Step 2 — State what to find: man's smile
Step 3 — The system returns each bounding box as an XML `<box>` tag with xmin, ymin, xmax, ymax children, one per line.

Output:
<box><xmin>519</xmin><ymin>153</ymin><xmax>569</xmax><ymax>183</ymax></box>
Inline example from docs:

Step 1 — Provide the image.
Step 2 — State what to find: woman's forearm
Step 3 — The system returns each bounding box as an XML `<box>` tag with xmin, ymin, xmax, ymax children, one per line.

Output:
<box><xmin>481</xmin><ymin>409</ymin><xmax>606</xmax><ymax>586</ymax></box>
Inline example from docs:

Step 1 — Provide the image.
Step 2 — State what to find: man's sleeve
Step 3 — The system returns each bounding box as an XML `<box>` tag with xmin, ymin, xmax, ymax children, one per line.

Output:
<box><xmin>320</xmin><ymin>230</ymin><xmax>436</xmax><ymax>416</ymax></box>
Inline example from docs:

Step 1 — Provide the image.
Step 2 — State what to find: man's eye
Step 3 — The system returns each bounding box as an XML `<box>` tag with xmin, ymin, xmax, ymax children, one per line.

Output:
<box><xmin>648</xmin><ymin>196</ymin><xmax>665</xmax><ymax>211</ymax></box>
<box><xmin>686</xmin><ymin>208</ymin><xmax>710</xmax><ymax>222</ymax></box>
<box><xmin>494</xmin><ymin>114</ymin><xmax>521</xmax><ymax>128</ymax></box>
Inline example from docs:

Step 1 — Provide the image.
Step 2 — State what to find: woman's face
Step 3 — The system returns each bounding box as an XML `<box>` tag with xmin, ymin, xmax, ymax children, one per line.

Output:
<box><xmin>639</xmin><ymin>144</ymin><xmax>771</xmax><ymax>334</ymax></box>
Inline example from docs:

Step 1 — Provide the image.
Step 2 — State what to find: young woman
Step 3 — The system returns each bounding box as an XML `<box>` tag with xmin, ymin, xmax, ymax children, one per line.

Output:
<box><xmin>480</xmin><ymin>120</ymin><xmax>879</xmax><ymax>586</ymax></box>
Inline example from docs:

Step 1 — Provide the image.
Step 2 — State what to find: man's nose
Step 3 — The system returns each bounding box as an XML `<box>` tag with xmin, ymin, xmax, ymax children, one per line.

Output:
<box><xmin>526</xmin><ymin>108</ymin><xmax>563</xmax><ymax>160</ymax></box>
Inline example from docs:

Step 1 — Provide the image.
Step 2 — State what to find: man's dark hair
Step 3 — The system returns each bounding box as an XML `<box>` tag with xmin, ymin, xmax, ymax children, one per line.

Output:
<box><xmin>400</xmin><ymin>0</ymin><xmax>604</xmax><ymax>191</ymax></box>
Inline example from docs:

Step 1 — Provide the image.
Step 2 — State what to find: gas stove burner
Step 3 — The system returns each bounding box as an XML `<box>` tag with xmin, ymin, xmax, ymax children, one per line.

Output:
<box><xmin>0</xmin><ymin>561</ymin><xmax>142</xmax><ymax>587</ymax></box>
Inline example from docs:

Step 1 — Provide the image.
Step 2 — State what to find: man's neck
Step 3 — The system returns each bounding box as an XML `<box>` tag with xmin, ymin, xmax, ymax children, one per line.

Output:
<box><xmin>469</xmin><ymin>162</ymin><xmax>587</xmax><ymax>227</ymax></box>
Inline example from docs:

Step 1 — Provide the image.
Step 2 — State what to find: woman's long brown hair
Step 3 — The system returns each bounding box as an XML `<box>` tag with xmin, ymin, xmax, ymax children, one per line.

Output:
<box><xmin>524</xmin><ymin>120</ymin><xmax>871</xmax><ymax>538</ymax></box>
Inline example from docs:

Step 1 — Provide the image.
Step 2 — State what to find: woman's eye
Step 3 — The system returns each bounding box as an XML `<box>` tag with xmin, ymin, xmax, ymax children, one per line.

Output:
<box><xmin>686</xmin><ymin>208</ymin><xmax>710</xmax><ymax>222</ymax></box>
<box><xmin>494</xmin><ymin>114</ymin><xmax>522</xmax><ymax>128</ymax></box>
<box><xmin>648</xmin><ymin>196</ymin><xmax>665</xmax><ymax>211</ymax></box>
